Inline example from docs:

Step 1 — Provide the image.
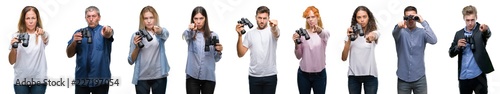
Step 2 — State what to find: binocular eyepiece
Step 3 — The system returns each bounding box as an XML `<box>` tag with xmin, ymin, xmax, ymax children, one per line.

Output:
<box><xmin>238</xmin><ymin>18</ymin><xmax>254</xmax><ymax>34</ymax></box>
<box><xmin>350</xmin><ymin>23</ymin><xmax>364</xmax><ymax>41</ymax></box>
<box><xmin>77</xmin><ymin>28</ymin><xmax>92</xmax><ymax>44</ymax></box>
<box><xmin>403</xmin><ymin>15</ymin><xmax>420</xmax><ymax>21</ymax></box>
<box><xmin>295</xmin><ymin>28</ymin><xmax>310</xmax><ymax>44</ymax></box>
<box><xmin>135</xmin><ymin>29</ymin><xmax>154</xmax><ymax>48</ymax></box>
<box><xmin>205</xmin><ymin>36</ymin><xmax>220</xmax><ymax>52</ymax></box>
<box><xmin>12</xmin><ymin>33</ymin><xmax>30</xmax><ymax>48</ymax></box>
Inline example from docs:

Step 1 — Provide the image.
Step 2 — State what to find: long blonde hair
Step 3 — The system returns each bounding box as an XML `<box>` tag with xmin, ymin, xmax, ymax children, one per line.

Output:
<box><xmin>139</xmin><ymin>6</ymin><xmax>160</xmax><ymax>30</ymax></box>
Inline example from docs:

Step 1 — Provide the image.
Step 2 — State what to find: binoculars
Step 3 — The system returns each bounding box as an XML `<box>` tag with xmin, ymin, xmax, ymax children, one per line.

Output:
<box><xmin>295</xmin><ymin>28</ymin><xmax>310</xmax><ymax>44</ymax></box>
<box><xmin>350</xmin><ymin>23</ymin><xmax>364</xmax><ymax>41</ymax></box>
<box><xmin>77</xmin><ymin>28</ymin><xmax>92</xmax><ymax>44</ymax></box>
<box><xmin>135</xmin><ymin>29</ymin><xmax>154</xmax><ymax>48</ymax></box>
<box><xmin>464</xmin><ymin>35</ymin><xmax>475</xmax><ymax>50</ymax></box>
<box><xmin>403</xmin><ymin>15</ymin><xmax>420</xmax><ymax>21</ymax></box>
<box><xmin>12</xmin><ymin>33</ymin><xmax>30</xmax><ymax>48</ymax></box>
<box><xmin>237</xmin><ymin>18</ymin><xmax>254</xmax><ymax>34</ymax></box>
<box><xmin>205</xmin><ymin>36</ymin><xmax>219</xmax><ymax>52</ymax></box>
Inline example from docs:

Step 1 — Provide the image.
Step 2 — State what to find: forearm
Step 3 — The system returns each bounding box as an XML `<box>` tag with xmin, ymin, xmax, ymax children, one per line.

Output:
<box><xmin>214</xmin><ymin>51</ymin><xmax>222</xmax><ymax>62</ymax></box>
<box><xmin>272</xmin><ymin>27</ymin><xmax>280</xmax><ymax>38</ymax></box>
<box><xmin>341</xmin><ymin>41</ymin><xmax>351</xmax><ymax>61</ymax></box>
<box><xmin>42</xmin><ymin>34</ymin><xmax>49</xmax><ymax>45</ymax></box>
<box><xmin>237</xmin><ymin>36</ymin><xmax>246</xmax><ymax>57</ymax></box>
<box><xmin>448</xmin><ymin>35</ymin><xmax>460</xmax><ymax>57</ymax></box>
<box><xmin>8</xmin><ymin>49</ymin><xmax>17</xmax><ymax>65</ymax></box>
<box><xmin>66</xmin><ymin>41</ymin><xmax>77</xmax><ymax>58</ymax></box>
<box><xmin>130</xmin><ymin>48</ymin><xmax>140</xmax><ymax>64</ymax></box>
<box><xmin>294</xmin><ymin>44</ymin><xmax>302</xmax><ymax>59</ymax></box>
<box><xmin>449</xmin><ymin>44</ymin><xmax>461</xmax><ymax>57</ymax></box>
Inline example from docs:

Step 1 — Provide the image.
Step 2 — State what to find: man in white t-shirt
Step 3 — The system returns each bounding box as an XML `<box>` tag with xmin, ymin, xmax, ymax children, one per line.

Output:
<box><xmin>235</xmin><ymin>6</ymin><xmax>280</xmax><ymax>94</ymax></box>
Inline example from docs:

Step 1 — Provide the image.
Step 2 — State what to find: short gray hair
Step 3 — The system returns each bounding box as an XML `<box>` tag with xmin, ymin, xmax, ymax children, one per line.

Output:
<box><xmin>85</xmin><ymin>6</ymin><xmax>100</xmax><ymax>16</ymax></box>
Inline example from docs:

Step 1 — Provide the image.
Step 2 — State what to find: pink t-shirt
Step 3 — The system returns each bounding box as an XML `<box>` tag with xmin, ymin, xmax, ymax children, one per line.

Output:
<box><xmin>294</xmin><ymin>30</ymin><xmax>330</xmax><ymax>73</ymax></box>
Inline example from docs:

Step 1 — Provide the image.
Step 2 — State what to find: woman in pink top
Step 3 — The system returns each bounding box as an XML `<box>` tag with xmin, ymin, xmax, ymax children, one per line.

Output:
<box><xmin>293</xmin><ymin>6</ymin><xmax>330</xmax><ymax>94</ymax></box>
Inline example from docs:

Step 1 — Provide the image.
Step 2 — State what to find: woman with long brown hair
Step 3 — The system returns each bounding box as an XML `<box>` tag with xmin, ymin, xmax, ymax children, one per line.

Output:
<box><xmin>9</xmin><ymin>6</ymin><xmax>49</xmax><ymax>94</ymax></box>
<box><xmin>182</xmin><ymin>6</ymin><xmax>223</xmax><ymax>94</ymax></box>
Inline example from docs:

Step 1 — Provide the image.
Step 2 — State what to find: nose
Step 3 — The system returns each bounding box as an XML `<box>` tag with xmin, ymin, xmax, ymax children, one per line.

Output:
<box><xmin>29</xmin><ymin>19</ymin><xmax>34</xmax><ymax>24</ymax></box>
<box><xmin>195</xmin><ymin>20</ymin><xmax>201</xmax><ymax>24</ymax></box>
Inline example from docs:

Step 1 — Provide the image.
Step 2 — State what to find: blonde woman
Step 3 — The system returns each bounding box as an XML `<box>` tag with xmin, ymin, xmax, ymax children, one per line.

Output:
<box><xmin>128</xmin><ymin>6</ymin><xmax>170</xmax><ymax>94</ymax></box>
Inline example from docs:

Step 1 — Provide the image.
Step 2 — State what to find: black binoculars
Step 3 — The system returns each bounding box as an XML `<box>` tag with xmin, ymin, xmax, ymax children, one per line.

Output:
<box><xmin>237</xmin><ymin>18</ymin><xmax>254</xmax><ymax>34</ymax></box>
<box><xmin>12</xmin><ymin>33</ymin><xmax>30</xmax><ymax>48</ymax></box>
<box><xmin>205</xmin><ymin>36</ymin><xmax>219</xmax><ymax>52</ymax></box>
<box><xmin>77</xmin><ymin>28</ymin><xmax>92</xmax><ymax>44</ymax></box>
<box><xmin>464</xmin><ymin>35</ymin><xmax>475</xmax><ymax>50</ymax></box>
<box><xmin>135</xmin><ymin>29</ymin><xmax>154</xmax><ymax>48</ymax></box>
<box><xmin>403</xmin><ymin>15</ymin><xmax>420</xmax><ymax>21</ymax></box>
<box><xmin>295</xmin><ymin>28</ymin><xmax>310</xmax><ymax>44</ymax></box>
<box><xmin>350</xmin><ymin>23</ymin><xmax>364</xmax><ymax>41</ymax></box>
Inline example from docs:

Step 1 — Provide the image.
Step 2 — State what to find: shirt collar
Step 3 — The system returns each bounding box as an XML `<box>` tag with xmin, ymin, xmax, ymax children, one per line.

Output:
<box><xmin>87</xmin><ymin>24</ymin><xmax>102</xmax><ymax>31</ymax></box>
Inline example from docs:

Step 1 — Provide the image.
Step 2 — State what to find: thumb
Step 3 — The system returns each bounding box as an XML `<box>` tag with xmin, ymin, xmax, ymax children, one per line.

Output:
<box><xmin>101</xmin><ymin>27</ymin><xmax>105</xmax><ymax>35</ymax></box>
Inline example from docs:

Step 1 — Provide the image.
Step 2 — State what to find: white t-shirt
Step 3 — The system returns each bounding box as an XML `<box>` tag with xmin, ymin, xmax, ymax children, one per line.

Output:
<box><xmin>9</xmin><ymin>32</ymin><xmax>49</xmax><ymax>85</ymax></box>
<box><xmin>243</xmin><ymin>26</ymin><xmax>279</xmax><ymax>77</ymax></box>
<box><xmin>345</xmin><ymin>31</ymin><xmax>379</xmax><ymax>77</ymax></box>
<box><xmin>138</xmin><ymin>31</ymin><xmax>162</xmax><ymax>80</ymax></box>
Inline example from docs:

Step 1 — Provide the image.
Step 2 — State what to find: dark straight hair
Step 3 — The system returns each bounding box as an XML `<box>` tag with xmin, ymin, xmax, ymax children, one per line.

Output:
<box><xmin>190</xmin><ymin>6</ymin><xmax>211</xmax><ymax>41</ymax></box>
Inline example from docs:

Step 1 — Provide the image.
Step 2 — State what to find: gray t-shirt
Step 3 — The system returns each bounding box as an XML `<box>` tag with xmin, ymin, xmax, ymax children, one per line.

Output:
<box><xmin>138</xmin><ymin>31</ymin><xmax>162</xmax><ymax>80</ymax></box>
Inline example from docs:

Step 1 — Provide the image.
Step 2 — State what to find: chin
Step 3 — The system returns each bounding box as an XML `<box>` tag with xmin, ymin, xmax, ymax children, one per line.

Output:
<box><xmin>88</xmin><ymin>25</ymin><xmax>97</xmax><ymax>28</ymax></box>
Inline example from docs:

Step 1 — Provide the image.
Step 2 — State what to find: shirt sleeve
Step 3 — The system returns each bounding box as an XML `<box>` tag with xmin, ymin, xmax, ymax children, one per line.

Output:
<box><xmin>421</xmin><ymin>21</ymin><xmax>437</xmax><ymax>44</ymax></box>
<box><xmin>157</xmin><ymin>27</ymin><xmax>169</xmax><ymax>41</ymax></box>
<box><xmin>243</xmin><ymin>33</ymin><xmax>250</xmax><ymax>48</ymax></box>
<box><xmin>392</xmin><ymin>25</ymin><xmax>402</xmax><ymax>42</ymax></box>
<box><xmin>183</xmin><ymin>29</ymin><xmax>195</xmax><ymax>41</ymax></box>
<box><xmin>213</xmin><ymin>32</ymin><xmax>222</xmax><ymax>62</ymax></box>
<box><xmin>128</xmin><ymin>33</ymin><xmax>137</xmax><ymax>65</ymax></box>
<box><xmin>318</xmin><ymin>30</ymin><xmax>330</xmax><ymax>44</ymax></box>
<box><xmin>448</xmin><ymin>31</ymin><xmax>461</xmax><ymax>58</ymax></box>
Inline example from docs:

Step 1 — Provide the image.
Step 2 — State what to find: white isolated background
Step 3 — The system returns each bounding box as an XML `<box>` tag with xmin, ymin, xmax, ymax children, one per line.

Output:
<box><xmin>0</xmin><ymin>0</ymin><xmax>499</xmax><ymax>94</ymax></box>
